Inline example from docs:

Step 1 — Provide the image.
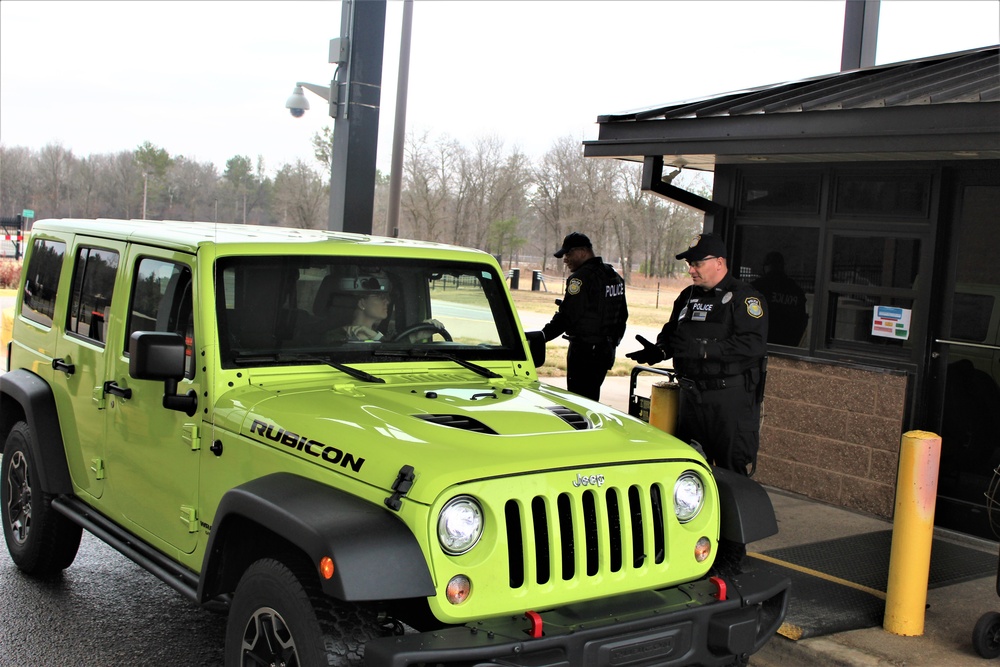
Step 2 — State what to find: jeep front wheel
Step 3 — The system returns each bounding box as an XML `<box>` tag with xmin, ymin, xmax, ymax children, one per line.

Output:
<box><xmin>225</xmin><ymin>557</ymin><xmax>379</xmax><ymax>667</ymax></box>
<box><xmin>1</xmin><ymin>421</ymin><xmax>82</xmax><ymax>575</ymax></box>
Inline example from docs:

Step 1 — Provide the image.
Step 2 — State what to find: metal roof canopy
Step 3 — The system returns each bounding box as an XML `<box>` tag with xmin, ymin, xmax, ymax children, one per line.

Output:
<box><xmin>584</xmin><ymin>45</ymin><xmax>1000</xmax><ymax>178</ymax></box>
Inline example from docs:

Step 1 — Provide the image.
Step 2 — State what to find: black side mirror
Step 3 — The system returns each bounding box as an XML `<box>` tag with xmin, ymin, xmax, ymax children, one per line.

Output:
<box><xmin>129</xmin><ymin>332</ymin><xmax>198</xmax><ymax>417</ymax></box>
<box><xmin>525</xmin><ymin>330</ymin><xmax>546</xmax><ymax>368</ymax></box>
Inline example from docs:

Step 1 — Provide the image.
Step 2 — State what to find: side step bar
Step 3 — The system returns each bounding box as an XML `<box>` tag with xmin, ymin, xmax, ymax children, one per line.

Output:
<box><xmin>51</xmin><ymin>495</ymin><xmax>228</xmax><ymax>611</ymax></box>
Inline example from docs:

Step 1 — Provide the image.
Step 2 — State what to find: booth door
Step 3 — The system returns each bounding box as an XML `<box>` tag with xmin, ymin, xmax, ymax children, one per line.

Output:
<box><xmin>931</xmin><ymin>174</ymin><xmax>1000</xmax><ymax>540</ymax></box>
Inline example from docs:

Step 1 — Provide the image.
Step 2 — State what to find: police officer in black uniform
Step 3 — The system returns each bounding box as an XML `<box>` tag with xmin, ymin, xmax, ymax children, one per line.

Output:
<box><xmin>627</xmin><ymin>233</ymin><xmax>768</xmax><ymax>475</ymax></box>
<box><xmin>536</xmin><ymin>232</ymin><xmax>628</xmax><ymax>402</ymax></box>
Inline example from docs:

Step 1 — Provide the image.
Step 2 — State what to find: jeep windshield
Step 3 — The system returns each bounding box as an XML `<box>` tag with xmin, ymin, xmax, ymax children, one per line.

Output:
<box><xmin>216</xmin><ymin>255</ymin><xmax>525</xmax><ymax>369</ymax></box>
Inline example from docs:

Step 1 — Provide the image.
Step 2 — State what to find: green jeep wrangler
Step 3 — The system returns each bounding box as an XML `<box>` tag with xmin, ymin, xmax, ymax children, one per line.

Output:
<box><xmin>2</xmin><ymin>219</ymin><xmax>788</xmax><ymax>666</ymax></box>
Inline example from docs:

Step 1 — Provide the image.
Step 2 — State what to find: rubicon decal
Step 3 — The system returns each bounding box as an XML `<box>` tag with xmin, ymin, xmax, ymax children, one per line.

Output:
<box><xmin>249</xmin><ymin>419</ymin><xmax>365</xmax><ymax>472</ymax></box>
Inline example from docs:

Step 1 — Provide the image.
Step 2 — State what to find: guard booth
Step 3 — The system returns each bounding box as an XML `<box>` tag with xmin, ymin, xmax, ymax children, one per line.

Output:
<box><xmin>584</xmin><ymin>45</ymin><xmax>1000</xmax><ymax>540</ymax></box>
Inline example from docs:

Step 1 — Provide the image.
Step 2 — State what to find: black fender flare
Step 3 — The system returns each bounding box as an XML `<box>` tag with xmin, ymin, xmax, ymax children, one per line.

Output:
<box><xmin>199</xmin><ymin>472</ymin><xmax>435</xmax><ymax>603</ymax></box>
<box><xmin>712</xmin><ymin>466</ymin><xmax>778</xmax><ymax>544</ymax></box>
<box><xmin>0</xmin><ymin>369</ymin><xmax>73</xmax><ymax>494</ymax></box>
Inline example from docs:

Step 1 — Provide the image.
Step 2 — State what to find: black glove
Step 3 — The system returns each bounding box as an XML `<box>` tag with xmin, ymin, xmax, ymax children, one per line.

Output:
<box><xmin>625</xmin><ymin>335</ymin><xmax>664</xmax><ymax>365</ymax></box>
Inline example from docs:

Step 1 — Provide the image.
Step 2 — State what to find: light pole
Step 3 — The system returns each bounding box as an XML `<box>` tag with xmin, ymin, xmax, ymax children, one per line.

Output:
<box><xmin>286</xmin><ymin>0</ymin><xmax>386</xmax><ymax>234</ymax></box>
<box><xmin>386</xmin><ymin>0</ymin><xmax>413</xmax><ymax>237</ymax></box>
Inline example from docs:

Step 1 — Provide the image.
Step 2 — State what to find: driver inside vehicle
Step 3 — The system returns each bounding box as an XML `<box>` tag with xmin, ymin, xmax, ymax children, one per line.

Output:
<box><xmin>324</xmin><ymin>273</ymin><xmax>445</xmax><ymax>343</ymax></box>
<box><xmin>342</xmin><ymin>290</ymin><xmax>392</xmax><ymax>341</ymax></box>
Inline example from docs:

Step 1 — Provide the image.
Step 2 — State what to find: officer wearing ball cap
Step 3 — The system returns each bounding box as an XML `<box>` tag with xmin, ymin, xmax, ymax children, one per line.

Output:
<box><xmin>531</xmin><ymin>232</ymin><xmax>628</xmax><ymax>401</ymax></box>
<box><xmin>627</xmin><ymin>232</ymin><xmax>768</xmax><ymax>475</ymax></box>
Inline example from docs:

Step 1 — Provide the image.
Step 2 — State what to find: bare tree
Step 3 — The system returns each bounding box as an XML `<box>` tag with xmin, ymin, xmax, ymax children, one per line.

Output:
<box><xmin>401</xmin><ymin>131</ymin><xmax>456</xmax><ymax>242</ymax></box>
<box><xmin>169</xmin><ymin>157</ymin><xmax>221</xmax><ymax>222</ymax></box>
<box><xmin>454</xmin><ymin>136</ymin><xmax>532</xmax><ymax>252</ymax></box>
<box><xmin>0</xmin><ymin>145</ymin><xmax>38</xmax><ymax>218</ymax></box>
<box><xmin>71</xmin><ymin>155</ymin><xmax>102</xmax><ymax>219</ymax></box>
<box><xmin>37</xmin><ymin>142</ymin><xmax>75</xmax><ymax>218</ymax></box>
<box><xmin>272</xmin><ymin>160</ymin><xmax>326</xmax><ymax>229</ymax></box>
<box><xmin>530</xmin><ymin>136</ymin><xmax>590</xmax><ymax>272</ymax></box>
<box><xmin>110</xmin><ymin>150</ymin><xmax>141</xmax><ymax>218</ymax></box>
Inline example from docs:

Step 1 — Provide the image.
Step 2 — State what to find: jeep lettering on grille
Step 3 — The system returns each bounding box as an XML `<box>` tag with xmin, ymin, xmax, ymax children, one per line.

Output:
<box><xmin>573</xmin><ymin>473</ymin><xmax>605</xmax><ymax>487</ymax></box>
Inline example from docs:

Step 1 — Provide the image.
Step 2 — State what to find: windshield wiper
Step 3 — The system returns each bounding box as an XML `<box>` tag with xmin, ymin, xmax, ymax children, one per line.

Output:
<box><xmin>292</xmin><ymin>355</ymin><xmax>386</xmax><ymax>383</ymax></box>
<box><xmin>374</xmin><ymin>350</ymin><xmax>501</xmax><ymax>379</ymax></box>
<box><xmin>233</xmin><ymin>353</ymin><xmax>385</xmax><ymax>383</ymax></box>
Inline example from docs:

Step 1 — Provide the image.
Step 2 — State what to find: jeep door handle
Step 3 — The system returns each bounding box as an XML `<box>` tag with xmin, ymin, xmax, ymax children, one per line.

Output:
<box><xmin>103</xmin><ymin>380</ymin><xmax>132</xmax><ymax>400</ymax></box>
<box><xmin>52</xmin><ymin>358</ymin><xmax>75</xmax><ymax>375</ymax></box>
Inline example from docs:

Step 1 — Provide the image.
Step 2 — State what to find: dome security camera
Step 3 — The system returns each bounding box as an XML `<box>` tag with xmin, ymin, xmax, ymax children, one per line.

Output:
<box><xmin>285</xmin><ymin>86</ymin><xmax>310</xmax><ymax>118</ymax></box>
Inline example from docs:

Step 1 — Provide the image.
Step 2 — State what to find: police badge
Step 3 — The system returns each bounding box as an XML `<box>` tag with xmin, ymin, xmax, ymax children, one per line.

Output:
<box><xmin>568</xmin><ymin>278</ymin><xmax>583</xmax><ymax>295</ymax></box>
<box><xmin>745</xmin><ymin>297</ymin><xmax>764</xmax><ymax>319</ymax></box>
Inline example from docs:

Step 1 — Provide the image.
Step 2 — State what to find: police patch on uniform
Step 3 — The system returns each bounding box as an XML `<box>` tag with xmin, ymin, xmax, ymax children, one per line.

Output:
<box><xmin>745</xmin><ymin>297</ymin><xmax>764</xmax><ymax>319</ymax></box>
<box><xmin>567</xmin><ymin>278</ymin><xmax>583</xmax><ymax>295</ymax></box>
<box><xmin>722</xmin><ymin>291</ymin><xmax>732</xmax><ymax>304</ymax></box>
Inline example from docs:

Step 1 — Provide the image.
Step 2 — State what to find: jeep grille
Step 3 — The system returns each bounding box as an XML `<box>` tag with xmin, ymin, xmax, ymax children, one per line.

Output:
<box><xmin>503</xmin><ymin>483</ymin><xmax>667</xmax><ymax>588</ymax></box>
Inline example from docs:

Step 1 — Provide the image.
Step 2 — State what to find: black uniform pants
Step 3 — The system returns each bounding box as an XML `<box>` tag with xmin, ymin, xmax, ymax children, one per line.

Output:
<box><xmin>566</xmin><ymin>340</ymin><xmax>613</xmax><ymax>402</ymax></box>
<box><xmin>675</xmin><ymin>381</ymin><xmax>761</xmax><ymax>475</ymax></box>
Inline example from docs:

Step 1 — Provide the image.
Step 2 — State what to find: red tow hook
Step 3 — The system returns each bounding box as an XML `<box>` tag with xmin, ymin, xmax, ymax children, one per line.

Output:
<box><xmin>524</xmin><ymin>610</ymin><xmax>543</xmax><ymax>638</ymax></box>
<box><xmin>709</xmin><ymin>576</ymin><xmax>728</xmax><ymax>601</ymax></box>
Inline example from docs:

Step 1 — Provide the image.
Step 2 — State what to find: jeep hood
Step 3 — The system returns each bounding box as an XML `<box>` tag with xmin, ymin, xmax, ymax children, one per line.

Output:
<box><xmin>221</xmin><ymin>376</ymin><xmax>702</xmax><ymax>505</ymax></box>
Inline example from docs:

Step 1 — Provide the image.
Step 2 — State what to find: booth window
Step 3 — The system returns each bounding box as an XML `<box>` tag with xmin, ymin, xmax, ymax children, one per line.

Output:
<box><xmin>734</xmin><ymin>224</ymin><xmax>818</xmax><ymax>348</ymax></box>
<box><xmin>732</xmin><ymin>165</ymin><xmax>932</xmax><ymax>361</ymax></box>
<box><xmin>740</xmin><ymin>171</ymin><xmax>822</xmax><ymax>215</ymax></box>
<box><xmin>833</xmin><ymin>172</ymin><xmax>931</xmax><ymax>218</ymax></box>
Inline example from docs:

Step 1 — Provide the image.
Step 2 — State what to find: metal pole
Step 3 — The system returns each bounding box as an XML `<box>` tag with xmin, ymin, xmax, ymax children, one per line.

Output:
<box><xmin>841</xmin><ymin>0</ymin><xmax>880</xmax><ymax>71</ymax></box>
<box><xmin>884</xmin><ymin>430</ymin><xmax>941</xmax><ymax>636</ymax></box>
<box><xmin>386</xmin><ymin>0</ymin><xmax>413</xmax><ymax>238</ymax></box>
<box><xmin>328</xmin><ymin>0</ymin><xmax>386</xmax><ymax>234</ymax></box>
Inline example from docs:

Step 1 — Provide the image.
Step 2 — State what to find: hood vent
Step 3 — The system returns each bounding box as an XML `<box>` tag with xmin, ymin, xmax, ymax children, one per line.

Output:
<box><xmin>546</xmin><ymin>406</ymin><xmax>590</xmax><ymax>430</ymax></box>
<box><xmin>416</xmin><ymin>414</ymin><xmax>498</xmax><ymax>434</ymax></box>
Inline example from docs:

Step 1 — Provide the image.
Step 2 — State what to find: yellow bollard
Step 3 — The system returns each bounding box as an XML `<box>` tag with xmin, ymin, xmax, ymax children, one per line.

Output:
<box><xmin>648</xmin><ymin>381</ymin><xmax>679</xmax><ymax>435</ymax></box>
<box><xmin>883</xmin><ymin>430</ymin><xmax>942</xmax><ymax>636</ymax></box>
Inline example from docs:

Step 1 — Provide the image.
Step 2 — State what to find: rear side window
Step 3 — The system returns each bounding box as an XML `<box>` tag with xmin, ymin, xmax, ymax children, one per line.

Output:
<box><xmin>67</xmin><ymin>246</ymin><xmax>119</xmax><ymax>345</ymax></box>
<box><xmin>20</xmin><ymin>238</ymin><xmax>66</xmax><ymax>328</ymax></box>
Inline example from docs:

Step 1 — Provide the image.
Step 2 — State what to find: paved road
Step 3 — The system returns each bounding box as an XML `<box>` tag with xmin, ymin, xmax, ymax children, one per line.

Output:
<box><xmin>0</xmin><ymin>532</ymin><xmax>227</xmax><ymax>666</ymax></box>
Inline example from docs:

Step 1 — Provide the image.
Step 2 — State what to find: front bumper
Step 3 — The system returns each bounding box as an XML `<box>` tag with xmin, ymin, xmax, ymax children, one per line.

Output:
<box><xmin>364</xmin><ymin>570</ymin><xmax>790</xmax><ymax>667</ymax></box>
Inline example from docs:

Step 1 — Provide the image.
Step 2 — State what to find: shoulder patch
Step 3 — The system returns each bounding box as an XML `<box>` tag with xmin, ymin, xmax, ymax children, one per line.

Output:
<box><xmin>567</xmin><ymin>278</ymin><xmax>583</xmax><ymax>295</ymax></box>
<box><xmin>745</xmin><ymin>296</ymin><xmax>764</xmax><ymax>319</ymax></box>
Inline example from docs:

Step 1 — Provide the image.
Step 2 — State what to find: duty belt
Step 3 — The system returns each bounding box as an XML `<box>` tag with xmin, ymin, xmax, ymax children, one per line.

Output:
<box><xmin>679</xmin><ymin>374</ymin><xmax>745</xmax><ymax>391</ymax></box>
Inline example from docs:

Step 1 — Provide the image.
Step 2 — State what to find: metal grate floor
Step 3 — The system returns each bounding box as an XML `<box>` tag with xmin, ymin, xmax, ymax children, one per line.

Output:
<box><xmin>759</xmin><ymin>530</ymin><xmax>997</xmax><ymax>591</ymax></box>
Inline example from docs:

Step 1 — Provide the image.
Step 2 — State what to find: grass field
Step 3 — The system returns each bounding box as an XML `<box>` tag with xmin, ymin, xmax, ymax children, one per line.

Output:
<box><xmin>509</xmin><ymin>274</ymin><xmax>687</xmax><ymax>377</ymax></box>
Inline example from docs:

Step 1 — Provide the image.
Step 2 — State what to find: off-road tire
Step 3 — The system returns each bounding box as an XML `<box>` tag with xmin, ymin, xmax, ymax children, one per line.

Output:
<box><xmin>225</xmin><ymin>557</ymin><xmax>380</xmax><ymax>667</ymax></box>
<box><xmin>1</xmin><ymin>421</ymin><xmax>82</xmax><ymax>575</ymax></box>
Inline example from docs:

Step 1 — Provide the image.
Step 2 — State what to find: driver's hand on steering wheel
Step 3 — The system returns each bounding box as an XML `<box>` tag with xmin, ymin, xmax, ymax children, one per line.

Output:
<box><xmin>409</xmin><ymin>318</ymin><xmax>445</xmax><ymax>343</ymax></box>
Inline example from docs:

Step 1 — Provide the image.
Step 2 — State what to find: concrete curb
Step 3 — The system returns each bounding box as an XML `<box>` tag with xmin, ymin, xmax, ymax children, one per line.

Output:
<box><xmin>752</xmin><ymin>635</ymin><xmax>898</xmax><ymax>666</ymax></box>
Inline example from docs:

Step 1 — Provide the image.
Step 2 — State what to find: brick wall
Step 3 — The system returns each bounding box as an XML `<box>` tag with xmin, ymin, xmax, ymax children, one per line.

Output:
<box><xmin>755</xmin><ymin>356</ymin><xmax>909</xmax><ymax>518</ymax></box>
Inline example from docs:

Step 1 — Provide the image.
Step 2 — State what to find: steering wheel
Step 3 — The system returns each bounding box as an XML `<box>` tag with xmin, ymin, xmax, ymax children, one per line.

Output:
<box><xmin>389</xmin><ymin>322</ymin><xmax>452</xmax><ymax>342</ymax></box>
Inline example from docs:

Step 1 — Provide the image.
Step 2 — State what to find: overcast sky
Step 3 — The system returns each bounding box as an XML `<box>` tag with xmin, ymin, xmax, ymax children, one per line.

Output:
<box><xmin>1</xmin><ymin>1</ymin><xmax>997</xmax><ymax>177</ymax></box>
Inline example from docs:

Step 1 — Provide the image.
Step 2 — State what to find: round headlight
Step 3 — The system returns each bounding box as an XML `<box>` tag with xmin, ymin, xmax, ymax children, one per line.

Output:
<box><xmin>674</xmin><ymin>472</ymin><xmax>705</xmax><ymax>523</ymax></box>
<box><xmin>437</xmin><ymin>496</ymin><xmax>484</xmax><ymax>555</ymax></box>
